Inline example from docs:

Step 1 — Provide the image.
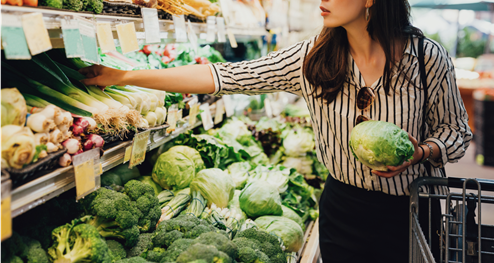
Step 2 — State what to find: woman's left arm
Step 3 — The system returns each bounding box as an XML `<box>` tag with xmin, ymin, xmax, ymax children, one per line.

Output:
<box><xmin>373</xmin><ymin>53</ymin><xmax>473</xmax><ymax>178</ymax></box>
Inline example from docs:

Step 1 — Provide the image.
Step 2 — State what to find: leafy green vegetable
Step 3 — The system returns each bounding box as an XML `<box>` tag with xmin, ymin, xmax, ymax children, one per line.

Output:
<box><xmin>254</xmin><ymin>216</ymin><xmax>304</xmax><ymax>253</ymax></box>
<box><xmin>190</xmin><ymin>168</ymin><xmax>235</xmax><ymax>208</ymax></box>
<box><xmin>239</xmin><ymin>181</ymin><xmax>283</xmax><ymax>218</ymax></box>
<box><xmin>349</xmin><ymin>120</ymin><xmax>414</xmax><ymax>171</ymax></box>
<box><xmin>152</xmin><ymin>146</ymin><xmax>205</xmax><ymax>190</ymax></box>
<box><xmin>282</xmin><ymin>127</ymin><xmax>315</xmax><ymax>157</ymax></box>
<box><xmin>247</xmin><ymin>165</ymin><xmax>290</xmax><ymax>193</ymax></box>
<box><xmin>226</xmin><ymin>162</ymin><xmax>251</xmax><ymax>189</ymax></box>
<box><xmin>281</xmin><ymin>206</ymin><xmax>304</xmax><ymax>231</ymax></box>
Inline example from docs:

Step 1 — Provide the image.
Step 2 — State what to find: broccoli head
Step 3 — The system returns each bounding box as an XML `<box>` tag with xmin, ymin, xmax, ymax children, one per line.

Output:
<box><xmin>80</xmin><ymin>188</ymin><xmax>141</xmax><ymax>247</ymax></box>
<box><xmin>145</xmin><ymin>247</ymin><xmax>166</xmax><ymax>262</ymax></box>
<box><xmin>124</xmin><ymin>181</ymin><xmax>161</xmax><ymax>233</ymax></box>
<box><xmin>127</xmin><ymin>233</ymin><xmax>154</xmax><ymax>258</ymax></box>
<box><xmin>39</xmin><ymin>0</ymin><xmax>62</xmax><ymax>8</ymax></box>
<box><xmin>106</xmin><ymin>240</ymin><xmax>127</xmax><ymax>262</ymax></box>
<box><xmin>235</xmin><ymin>228</ymin><xmax>279</xmax><ymax>246</ymax></box>
<box><xmin>47</xmin><ymin>223</ymin><xmax>111</xmax><ymax>263</ymax></box>
<box><xmin>234</xmin><ymin>229</ymin><xmax>286</xmax><ymax>263</ymax></box>
<box><xmin>184</xmin><ymin>225</ymin><xmax>215</xmax><ymax>239</ymax></box>
<box><xmin>164</xmin><ymin>214</ymin><xmax>201</xmax><ymax>234</ymax></box>
<box><xmin>85</xmin><ymin>0</ymin><xmax>103</xmax><ymax>14</ymax></box>
<box><xmin>162</xmin><ymin>230</ymin><xmax>184</xmax><ymax>248</ymax></box>
<box><xmin>160</xmin><ymin>239</ymin><xmax>194</xmax><ymax>262</ymax></box>
<box><xmin>237</xmin><ymin>248</ymin><xmax>270</xmax><ymax>263</ymax></box>
<box><xmin>21</xmin><ymin>236</ymin><xmax>50</xmax><ymax>263</ymax></box>
<box><xmin>176</xmin><ymin>243</ymin><xmax>230</xmax><ymax>263</ymax></box>
<box><xmin>192</xmin><ymin>232</ymin><xmax>238</xmax><ymax>259</ymax></box>
<box><xmin>1</xmin><ymin>232</ymin><xmax>26</xmax><ymax>260</ymax></box>
<box><xmin>63</xmin><ymin>0</ymin><xmax>83</xmax><ymax>11</ymax></box>
<box><xmin>116</xmin><ymin>257</ymin><xmax>150</xmax><ymax>263</ymax></box>
<box><xmin>3</xmin><ymin>256</ymin><xmax>23</xmax><ymax>263</ymax></box>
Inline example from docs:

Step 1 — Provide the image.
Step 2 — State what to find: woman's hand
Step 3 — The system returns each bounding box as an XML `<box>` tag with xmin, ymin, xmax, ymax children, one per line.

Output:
<box><xmin>371</xmin><ymin>133</ymin><xmax>422</xmax><ymax>178</ymax></box>
<box><xmin>79</xmin><ymin>65</ymin><xmax>127</xmax><ymax>88</ymax></box>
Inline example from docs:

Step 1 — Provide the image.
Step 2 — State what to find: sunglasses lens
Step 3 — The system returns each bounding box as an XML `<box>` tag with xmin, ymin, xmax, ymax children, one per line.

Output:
<box><xmin>357</xmin><ymin>87</ymin><xmax>375</xmax><ymax>110</ymax></box>
<box><xmin>356</xmin><ymin>115</ymin><xmax>370</xmax><ymax>125</ymax></box>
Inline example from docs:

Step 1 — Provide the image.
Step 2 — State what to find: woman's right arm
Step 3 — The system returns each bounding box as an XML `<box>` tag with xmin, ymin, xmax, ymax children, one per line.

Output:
<box><xmin>80</xmin><ymin>64</ymin><xmax>216</xmax><ymax>94</ymax></box>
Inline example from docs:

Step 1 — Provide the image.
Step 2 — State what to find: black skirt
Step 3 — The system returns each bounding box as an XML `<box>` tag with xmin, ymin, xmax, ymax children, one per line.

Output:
<box><xmin>319</xmin><ymin>176</ymin><xmax>440</xmax><ymax>263</ymax></box>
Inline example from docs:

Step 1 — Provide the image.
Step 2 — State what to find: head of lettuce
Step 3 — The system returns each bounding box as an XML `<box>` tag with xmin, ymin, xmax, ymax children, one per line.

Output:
<box><xmin>349</xmin><ymin>121</ymin><xmax>414</xmax><ymax>171</ymax></box>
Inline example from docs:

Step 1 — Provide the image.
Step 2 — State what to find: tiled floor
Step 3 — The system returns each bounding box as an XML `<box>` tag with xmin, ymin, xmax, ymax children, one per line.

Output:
<box><xmin>444</xmin><ymin>143</ymin><xmax>494</xmax><ymax>225</ymax></box>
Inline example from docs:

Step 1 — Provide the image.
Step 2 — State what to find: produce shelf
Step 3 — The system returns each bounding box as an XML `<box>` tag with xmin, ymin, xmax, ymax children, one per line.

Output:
<box><xmin>9</xmin><ymin>106</ymin><xmax>208</xmax><ymax>219</ymax></box>
<box><xmin>0</xmin><ymin>5</ymin><xmax>267</xmax><ymax>42</ymax></box>
<box><xmin>299</xmin><ymin>219</ymin><xmax>321</xmax><ymax>263</ymax></box>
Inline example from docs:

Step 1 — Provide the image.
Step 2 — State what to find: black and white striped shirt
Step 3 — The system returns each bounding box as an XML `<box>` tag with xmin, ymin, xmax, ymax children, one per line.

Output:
<box><xmin>209</xmin><ymin>35</ymin><xmax>473</xmax><ymax>196</ymax></box>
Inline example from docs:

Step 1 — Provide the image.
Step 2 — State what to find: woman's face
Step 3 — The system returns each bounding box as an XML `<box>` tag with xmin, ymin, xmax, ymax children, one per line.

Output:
<box><xmin>320</xmin><ymin>0</ymin><xmax>369</xmax><ymax>28</ymax></box>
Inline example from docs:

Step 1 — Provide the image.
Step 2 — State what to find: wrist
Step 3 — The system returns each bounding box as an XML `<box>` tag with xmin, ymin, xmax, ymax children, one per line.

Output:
<box><xmin>419</xmin><ymin>142</ymin><xmax>433</xmax><ymax>163</ymax></box>
<box><xmin>119</xmin><ymin>70</ymin><xmax>133</xmax><ymax>86</ymax></box>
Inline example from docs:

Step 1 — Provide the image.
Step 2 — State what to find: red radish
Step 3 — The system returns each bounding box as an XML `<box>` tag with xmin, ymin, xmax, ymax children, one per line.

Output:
<box><xmin>71</xmin><ymin>124</ymin><xmax>84</xmax><ymax>136</ymax></box>
<box><xmin>83</xmin><ymin>139</ymin><xmax>94</xmax><ymax>151</ymax></box>
<box><xmin>74</xmin><ymin>118</ymin><xmax>89</xmax><ymax>130</ymax></box>
<box><xmin>87</xmin><ymin>134</ymin><xmax>105</xmax><ymax>148</ymax></box>
<box><xmin>62</xmin><ymin>138</ymin><xmax>80</xmax><ymax>154</ymax></box>
<box><xmin>82</xmin><ymin>117</ymin><xmax>97</xmax><ymax>131</ymax></box>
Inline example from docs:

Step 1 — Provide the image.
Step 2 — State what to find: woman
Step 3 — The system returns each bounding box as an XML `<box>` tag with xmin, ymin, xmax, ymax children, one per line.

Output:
<box><xmin>80</xmin><ymin>0</ymin><xmax>472</xmax><ymax>262</ymax></box>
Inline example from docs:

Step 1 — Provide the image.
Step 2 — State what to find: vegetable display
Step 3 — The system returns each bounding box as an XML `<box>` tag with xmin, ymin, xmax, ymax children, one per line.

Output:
<box><xmin>254</xmin><ymin>216</ymin><xmax>304</xmax><ymax>253</ymax></box>
<box><xmin>239</xmin><ymin>181</ymin><xmax>283</xmax><ymax>218</ymax></box>
<box><xmin>189</xmin><ymin>168</ymin><xmax>235</xmax><ymax>208</ymax></box>
<box><xmin>349</xmin><ymin>120</ymin><xmax>414</xmax><ymax>171</ymax></box>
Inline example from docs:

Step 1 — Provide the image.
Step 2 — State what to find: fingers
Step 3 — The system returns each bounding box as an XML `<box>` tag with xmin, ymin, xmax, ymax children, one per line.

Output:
<box><xmin>408</xmin><ymin>132</ymin><xmax>418</xmax><ymax>145</ymax></box>
<box><xmin>81</xmin><ymin>76</ymin><xmax>102</xmax><ymax>86</ymax></box>
<box><xmin>78</xmin><ymin>65</ymin><xmax>100</xmax><ymax>76</ymax></box>
<box><xmin>372</xmin><ymin>167</ymin><xmax>406</xmax><ymax>178</ymax></box>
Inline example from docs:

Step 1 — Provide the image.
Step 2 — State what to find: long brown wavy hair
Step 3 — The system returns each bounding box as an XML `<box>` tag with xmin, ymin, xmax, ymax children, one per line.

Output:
<box><xmin>303</xmin><ymin>0</ymin><xmax>423</xmax><ymax>103</ymax></box>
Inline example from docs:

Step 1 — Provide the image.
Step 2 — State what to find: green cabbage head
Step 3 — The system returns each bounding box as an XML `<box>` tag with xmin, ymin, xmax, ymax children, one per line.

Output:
<box><xmin>152</xmin><ymin>146</ymin><xmax>205</xmax><ymax>190</ymax></box>
<box><xmin>190</xmin><ymin>168</ymin><xmax>235</xmax><ymax>208</ymax></box>
<box><xmin>349</xmin><ymin>121</ymin><xmax>414</xmax><ymax>171</ymax></box>
<box><xmin>239</xmin><ymin>180</ymin><xmax>283</xmax><ymax>218</ymax></box>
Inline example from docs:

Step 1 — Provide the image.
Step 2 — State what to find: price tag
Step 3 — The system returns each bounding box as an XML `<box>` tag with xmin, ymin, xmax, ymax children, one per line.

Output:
<box><xmin>116</xmin><ymin>22</ymin><xmax>139</xmax><ymax>54</ymax></box>
<box><xmin>173</xmin><ymin>15</ymin><xmax>187</xmax><ymax>42</ymax></box>
<box><xmin>1</xmin><ymin>180</ymin><xmax>12</xmax><ymax>242</ymax></box>
<box><xmin>264</xmin><ymin>98</ymin><xmax>273</xmax><ymax>118</ymax></box>
<box><xmin>1</xmin><ymin>14</ymin><xmax>31</xmax><ymax>60</ymax></box>
<box><xmin>129</xmin><ymin>130</ymin><xmax>151</xmax><ymax>169</ymax></box>
<box><xmin>200</xmin><ymin>103</ymin><xmax>214</xmax><ymax>131</ymax></box>
<box><xmin>214</xmin><ymin>99</ymin><xmax>225</xmax><ymax>124</ymax></box>
<box><xmin>216</xmin><ymin>17</ymin><xmax>226</xmax><ymax>43</ymax></box>
<box><xmin>177</xmin><ymin>109</ymin><xmax>183</xmax><ymax>121</ymax></box>
<box><xmin>227</xmin><ymin>28</ymin><xmax>238</xmax><ymax>48</ymax></box>
<box><xmin>61</xmin><ymin>18</ymin><xmax>84</xmax><ymax>58</ymax></box>
<box><xmin>21</xmin><ymin>12</ymin><xmax>52</xmax><ymax>56</ymax></box>
<box><xmin>123</xmin><ymin>146</ymin><xmax>133</xmax><ymax>164</ymax></box>
<box><xmin>78</xmin><ymin>18</ymin><xmax>100</xmax><ymax>64</ymax></box>
<box><xmin>96</xmin><ymin>22</ymin><xmax>116</xmax><ymax>53</ymax></box>
<box><xmin>72</xmin><ymin>148</ymin><xmax>101</xmax><ymax>200</ymax></box>
<box><xmin>187</xmin><ymin>20</ymin><xmax>199</xmax><ymax>55</ymax></box>
<box><xmin>222</xmin><ymin>95</ymin><xmax>234</xmax><ymax>117</ymax></box>
<box><xmin>188</xmin><ymin>98</ymin><xmax>200</xmax><ymax>126</ymax></box>
<box><xmin>206</xmin><ymin>16</ymin><xmax>216</xmax><ymax>43</ymax></box>
<box><xmin>167</xmin><ymin>104</ymin><xmax>178</xmax><ymax>131</ymax></box>
<box><xmin>141</xmin><ymin>7</ymin><xmax>160</xmax><ymax>44</ymax></box>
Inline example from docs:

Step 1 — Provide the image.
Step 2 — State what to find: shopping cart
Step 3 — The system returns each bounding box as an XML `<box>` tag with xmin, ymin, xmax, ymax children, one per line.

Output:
<box><xmin>409</xmin><ymin>177</ymin><xmax>494</xmax><ymax>263</ymax></box>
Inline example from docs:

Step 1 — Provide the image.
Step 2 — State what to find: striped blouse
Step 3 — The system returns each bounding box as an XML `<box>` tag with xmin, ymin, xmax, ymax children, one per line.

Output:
<box><xmin>208</xmin><ymin>35</ymin><xmax>473</xmax><ymax>196</ymax></box>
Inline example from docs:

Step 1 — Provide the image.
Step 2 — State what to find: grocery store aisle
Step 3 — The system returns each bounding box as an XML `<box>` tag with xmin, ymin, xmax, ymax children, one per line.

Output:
<box><xmin>444</xmin><ymin>143</ymin><xmax>494</xmax><ymax>225</ymax></box>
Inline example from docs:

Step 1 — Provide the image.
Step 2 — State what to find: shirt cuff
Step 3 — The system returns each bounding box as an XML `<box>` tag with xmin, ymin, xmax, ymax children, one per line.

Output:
<box><xmin>208</xmin><ymin>64</ymin><xmax>222</xmax><ymax>96</ymax></box>
<box><xmin>424</xmin><ymin>138</ymin><xmax>449</xmax><ymax>168</ymax></box>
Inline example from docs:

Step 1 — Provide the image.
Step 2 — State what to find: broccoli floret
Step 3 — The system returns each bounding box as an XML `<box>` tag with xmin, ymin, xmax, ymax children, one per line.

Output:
<box><xmin>184</xmin><ymin>225</ymin><xmax>215</xmax><ymax>239</ymax></box>
<box><xmin>160</xmin><ymin>239</ymin><xmax>194</xmax><ymax>262</ymax></box>
<box><xmin>124</xmin><ymin>181</ymin><xmax>161</xmax><ymax>233</ymax></box>
<box><xmin>106</xmin><ymin>240</ymin><xmax>127</xmax><ymax>262</ymax></box>
<box><xmin>80</xmin><ymin>188</ymin><xmax>141</xmax><ymax>247</ymax></box>
<box><xmin>258</xmin><ymin>242</ymin><xmax>283</xmax><ymax>259</ymax></box>
<box><xmin>4</xmin><ymin>256</ymin><xmax>23</xmax><ymax>263</ymax></box>
<box><xmin>269</xmin><ymin>253</ymin><xmax>287</xmax><ymax>263</ymax></box>
<box><xmin>165</xmin><ymin>214</ymin><xmax>201</xmax><ymax>233</ymax></box>
<box><xmin>63</xmin><ymin>0</ymin><xmax>82</xmax><ymax>11</ymax></box>
<box><xmin>234</xmin><ymin>229</ymin><xmax>286</xmax><ymax>263</ymax></box>
<box><xmin>116</xmin><ymin>257</ymin><xmax>150</xmax><ymax>263</ymax></box>
<box><xmin>20</xmin><ymin>236</ymin><xmax>50</xmax><ymax>263</ymax></box>
<box><xmin>216</xmin><ymin>251</ymin><xmax>233</xmax><ymax>263</ymax></box>
<box><xmin>235</xmin><ymin>228</ymin><xmax>279</xmax><ymax>245</ymax></box>
<box><xmin>176</xmin><ymin>243</ymin><xmax>227</xmax><ymax>263</ymax></box>
<box><xmin>1</xmin><ymin>232</ymin><xmax>26</xmax><ymax>260</ymax></box>
<box><xmin>39</xmin><ymin>0</ymin><xmax>62</xmax><ymax>8</ymax></box>
<box><xmin>47</xmin><ymin>223</ymin><xmax>111</xmax><ymax>263</ymax></box>
<box><xmin>127</xmin><ymin>233</ymin><xmax>154</xmax><ymax>258</ymax></box>
<box><xmin>192</xmin><ymin>232</ymin><xmax>238</xmax><ymax>259</ymax></box>
<box><xmin>233</xmin><ymin>238</ymin><xmax>261</xmax><ymax>251</ymax></box>
<box><xmin>146</xmin><ymin>247</ymin><xmax>166</xmax><ymax>262</ymax></box>
<box><xmin>162</xmin><ymin>230</ymin><xmax>184</xmax><ymax>247</ymax></box>
<box><xmin>237</xmin><ymin>248</ymin><xmax>270</xmax><ymax>263</ymax></box>
<box><xmin>85</xmin><ymin>0</ymin><xmax>103</xmax><ymax>13</ymax></box>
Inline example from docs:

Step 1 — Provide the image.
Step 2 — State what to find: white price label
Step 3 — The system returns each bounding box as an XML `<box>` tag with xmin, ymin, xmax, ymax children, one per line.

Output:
<box><xmin>187</xmin><ymin>20</ymin><xmax>199</xmax><ymax>55</ymax></box>
<box><xmin>222</xmin><ymin>95</ymin><xmax>234</xmax><ymax>117</ymax></box>
<box><xmin>96</xmin><ymin>22</ymin><xmax>116</xmax><ymax>53</ymax></box>
<box><xmin>173</xmin><ymin>15</ymin><xmax>187</xmax><ymax>42</ymax></box>
<box><xmin>200</xmin><ymin>103</ymin><xmax>214</xmax><ymax>131</ymax></box>
<box><xmin>214</xmin><ymin>99</ymin><xmax>225</xmax><ymax>125</ymax></box>
<box><xmin>61</xmin><ymin>18</ymin><xmax>84</xmax><ymax>58</ymax></box>
<box><xmin>77</xmin><ymin>18</ymin><xmax>100</xmax><ymax>64</ymax></box>
<box><xmin>116</xmin><ymin>22</ymin><xmax>139</xmax><ymax>54</ymax></box>
<box><xmin>264</xmin><ymin>98</ymin><xmax>273</xmax><ymax>118</ymax></box>
<box><xmin>188</xmin><ymin>97</ymin><xmax>199</xmax><ymax>126</ymax></box>
<box><xmin>72</xmin><ymin>148</ymin><xmax>101</xmax><ymax>200</ymax></box>
<box><xmin>142</xmin><ymin>7</ymin><xmax>160</xmax><ymax>44</ymax></box>
<box><xmin>216</xmin><ymin>17</ymin><xmax>226</xmax><ymax>43</ymax></box>
<box><xmin>21</xmin><ymin>12</ymin><xmax>52</xmax><ymax>56</ymax></box>
<box><xmin>227</xmin><ymin>28</ymin><xmax>237</xmax><ymax>48</ymax></box>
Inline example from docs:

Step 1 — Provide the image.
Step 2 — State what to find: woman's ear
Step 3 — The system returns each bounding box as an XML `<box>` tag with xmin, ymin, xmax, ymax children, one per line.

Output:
<box><xmin>365</xmin><ymin>0</ymin><xmax>374</xmax><ymax>8</ymax></box>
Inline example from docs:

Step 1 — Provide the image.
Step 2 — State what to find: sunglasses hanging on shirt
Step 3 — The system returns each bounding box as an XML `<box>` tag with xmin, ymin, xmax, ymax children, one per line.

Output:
<box><xmin>355</xmin><ymin>86</ymin><xmax>376</xmax><ymax>125</ymax></box>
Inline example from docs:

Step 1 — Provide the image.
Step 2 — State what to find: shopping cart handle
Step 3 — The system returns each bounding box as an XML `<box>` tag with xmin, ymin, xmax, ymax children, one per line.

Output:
<box><xmin>447</xmin><ymin>177</ymin><xmax>494</xmax><ymax>192</ymax></box>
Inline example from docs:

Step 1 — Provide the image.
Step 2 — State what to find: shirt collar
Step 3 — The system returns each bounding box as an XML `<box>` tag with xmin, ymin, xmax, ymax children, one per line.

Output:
<box><xmin>403</xmin><ymin>35</ymin><xmax>418</xmax><ymax>58</ymax></box>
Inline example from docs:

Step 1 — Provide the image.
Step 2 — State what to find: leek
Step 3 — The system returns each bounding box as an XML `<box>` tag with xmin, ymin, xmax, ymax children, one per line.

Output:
<box><xmin>23</xmin><ymin>94</ymin><xmax>50</xmax><ymax>108</ymax></box>
<box><xmin>2</xmin><ymin>63</ymin><xmax>95</xmax><ymax>117</ymax></box>
<box><xmin>134</xmin><ymin>87</ymin><xmax>166</xmax><ymax>108</ymax></box>
<box><xmin>105</xmin><ymin>88</ymin><xmax>138</xmax><ymax>109</ymax></box>
<box><xmin>104</xmin><ymin>91</ymin><xmax>133</xmax><ymax>109</ymax></box>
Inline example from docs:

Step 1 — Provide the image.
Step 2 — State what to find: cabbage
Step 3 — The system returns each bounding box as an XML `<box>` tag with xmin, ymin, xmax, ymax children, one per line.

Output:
<box><xmin>226</xmin><ymin>162</ymin><xmax>251</xmax><ymax>189</ymax></box>
<box><xmin>255</xmin><ymin>216</ymin><xmax>304</xmax><ymax>252</ymax></box>
<box><xmin>190</xmin><ymin>168</ymin><xmax>235</xmax><ymax>208</ymax></box>
<box><xmin>239</xmin><ymin>181</ymin><xmax>283</xmax><ymax>218</ymax></box>
<box><xmin>247</xmin><ymin>165</ymin><xmax>290</xmax><ymax>193</ymax></box>
<box><xmin>1</xmin><ymin>125</ymin><xmax>35</xmax><ymax>169</ymax></box>
<box><xmin>228</xmin><ymin>190</ymin><xmax>247</xmax><ymax>221</ymax></box>
<box><xmin>349</xmin><ymin>121</ymin><xmax>414</xmax><ymax>171</ymax></box>
<box><xmin>152</xmin><ymin>146</ymin><xmax>205</xmax><ymax>190</ymax></box>
<box><xmin>281</xmin><ymin>205</ymin><xmax>305</xmax><ymax>231</ymax></box>
<box><xmin>282</xmin><ymin>156</ymin><xmax>313</xmax><ymax>175</ymax></box>
<box><xmin>282</xmin><ymin>127</ymin><xmax>315</xmax><ymax>157</ymax></box>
